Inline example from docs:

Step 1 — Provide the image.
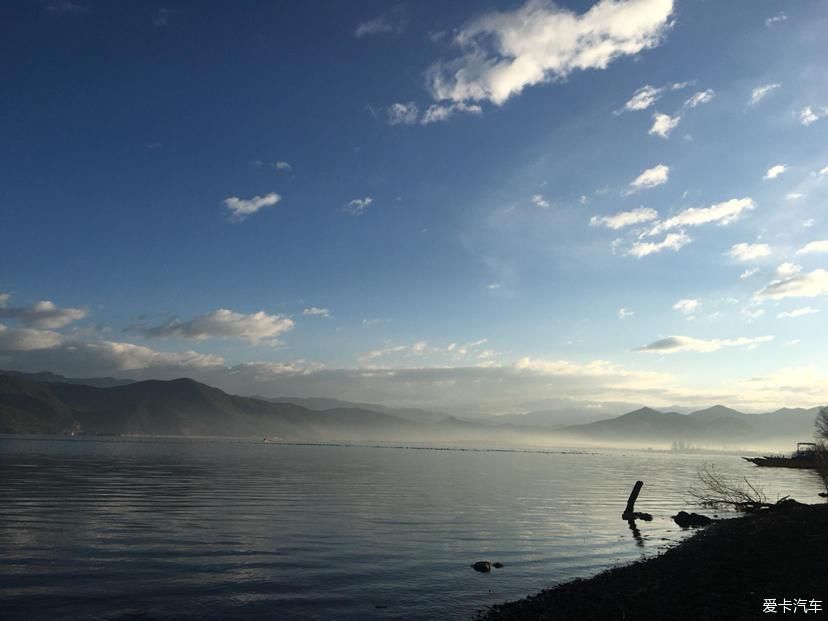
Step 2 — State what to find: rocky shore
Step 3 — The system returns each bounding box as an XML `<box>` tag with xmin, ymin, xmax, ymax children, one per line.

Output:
<box><xmin>478</xmin><ymin>503</ymin><xmax>828</xmax><ymax>621</ymax></box>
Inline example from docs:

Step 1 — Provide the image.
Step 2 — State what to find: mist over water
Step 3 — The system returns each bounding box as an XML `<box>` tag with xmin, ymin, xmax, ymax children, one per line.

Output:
<box><xmin>0</xmin><ymin>436</ymin><xmax>822</xmax><ymax>620</ymax></box>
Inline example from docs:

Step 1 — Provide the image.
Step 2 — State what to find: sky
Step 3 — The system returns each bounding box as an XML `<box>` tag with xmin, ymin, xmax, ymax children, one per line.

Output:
<box><xmin>2</xmin><ymin>0</ymin><xmax>828</xmax><ymax>414</ymax></box>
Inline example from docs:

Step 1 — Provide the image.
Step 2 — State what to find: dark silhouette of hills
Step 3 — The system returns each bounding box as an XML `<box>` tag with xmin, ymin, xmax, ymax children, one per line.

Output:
<box><xmin>0</xmin><ymin>374</ymin><xmax>412</xmax><ymax>439</ymax></box>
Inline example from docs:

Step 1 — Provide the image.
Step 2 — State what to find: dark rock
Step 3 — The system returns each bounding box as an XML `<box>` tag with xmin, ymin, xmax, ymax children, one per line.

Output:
<box><xmin>493</xmin><ymin>562</ymin><xmax>504</xmax><ymax>569</ymax></box>
<box><xmin>673</xmin><ymin>511</ymin><xmax>712</xmax><ymax>527</ymax></box>
<box><xmin>472</xmin><ymin>561</ymin><xmax>492</xmax><ymax>572</ymax></box>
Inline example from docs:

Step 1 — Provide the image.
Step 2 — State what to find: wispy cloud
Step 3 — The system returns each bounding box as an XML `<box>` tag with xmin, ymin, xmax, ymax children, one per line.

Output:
<box><xmin>749</xmin><ymin>83</ymin><xmax>780</xmax><ymax>106</ymax></box>
<box><xmin>426</xmin><ymin>0</ymin><xmax>674</xmax><ymax>107</ymax></box>
<box><xmin>387</xmin><ymin>102</ymin><xmax>419</xmax><ymax>125</ymax></box>
<box><xmin>302</xmin><ymin>307</ymin><xmax>331</xmax><ymax>318</ymax></box>
<box><xmin>131</xmin><ymin>309</ymin><xmax>294</xmax><ymax>345</ymax></box>
<box><xmin>796</xmin><ymin>240</ymin><xmax>828</xmax><ymax>255</ymax></box>
<box><xmin>590</xmin><ymin>207</ymin><xmax>658</xmax><ymax>230</ymax></box>
<box><xmin>627</xmin><ymin>232</ymin><xmax>692</xmax><ymax>258</ymax></box>
<box><xmin>629</xmin><ymin>164</ymin><xmax>670</xmax><ymax>191</ymax></box>
<box><xmin>647</xmin><ymin>198</ymin><xmax>755</xmax><ymax>236</ymax></box>
<box><xmin>648</xmin><ymin>112</ymin><xmax>680</xmax><ymax>138</ymax></box>
<box><xmin>343</xmin><ymin>197</ymin><xmax>374</xmax><ymax>216</ymax></box>
<box><xmin>673</xmin><ymin>299</ymin><xmax>699</xmax><ymax>315</ymax></box>
<box><xmin>777</xmin><ymin>307</ymin><xmax>818</xmax><ymax>319</ymax></box>
<box><xmin>531</xmin><ymin>194</ymin><xmax>551</xmax><ymax>209</ymax></box>
<box><xmin>0</xmin><ymin>296</ymin><xmax>87</xmax><ymax>329</ymax></box>
<box><xmin>636</xmin><ymin>335</ymin><xmax>773</xmax><ymax>354</ymax></box>
<box><xmin>763</xmin><ymin>164</ymin><xmax>786</xmax><ymax>180</ymax></box>
<box><xmin>355</xmin><ymin>5</ymin><xmax>406</xmax><ymax>38</ymax></box>
<box><xmin>754</xmin><ymin>269</ymin><xmax>828</xmax><ymax>300</ymax></box>
<box><xmin>683</xmin><ymin>89</ymin><xmax>714</xmax><ymax>109</ymax></box>
<box><xmin>800</xmin><ymin>106</ymin><xmax>828</xmax><ymax>126</ymax></box>
<box><xmin>765</xmin><ymin>13</ymin><xmax>786</xmax><ymax>27</ymax></box>
<box><xmin>223</xmin><ymin>192</ymin><xmax>281</xmax><ymax>221</ymax></box>
<box><xmin>727</xmin><ymin>243</ymin><xmax>771</xmax><ymax>262</ymax></box>
<box><xmin>617</xmin><ymin>308</ymin><xmax>634</xmax><ymax>319</ymax></box>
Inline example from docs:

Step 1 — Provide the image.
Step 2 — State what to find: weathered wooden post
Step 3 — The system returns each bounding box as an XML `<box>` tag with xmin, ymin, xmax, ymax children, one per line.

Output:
<box><xmin>622</xmin><ymin>480</ymin><xmax>644</xmax><ymax>519</ymax></box>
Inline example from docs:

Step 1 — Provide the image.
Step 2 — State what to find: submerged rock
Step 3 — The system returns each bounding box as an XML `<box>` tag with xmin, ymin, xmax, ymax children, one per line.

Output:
<box><xmin>472</xmin><ymin>561</ymin><xmax>492</xmax><ymax>573</ymax></box>
<box><xmin>673</xmin><ymin>511</ymin><xmax>712</xmax><ymax>527</ymax></box>
<box><xmin>493</xmin><ymin>562</ymin><xmax>504</xmax><ymax>568</ymax></box>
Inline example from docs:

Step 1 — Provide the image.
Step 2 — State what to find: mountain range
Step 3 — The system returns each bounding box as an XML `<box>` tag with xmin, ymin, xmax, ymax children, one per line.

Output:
<box><xmin>0</xmin><ymin>370</ymin><xmax>822</xmax><ymax>447</ymax></box>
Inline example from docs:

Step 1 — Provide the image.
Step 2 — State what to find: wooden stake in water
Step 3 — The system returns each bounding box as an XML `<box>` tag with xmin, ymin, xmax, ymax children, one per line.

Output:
<box><xmin>622</xmin><ymin>480</ymin><xmax>644</xmax><ymax>519</ymax></box>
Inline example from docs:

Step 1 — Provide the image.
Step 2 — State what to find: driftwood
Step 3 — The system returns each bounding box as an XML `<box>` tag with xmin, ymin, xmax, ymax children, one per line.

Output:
<box><xmin>622</xmin><ymin>480</ymin><xmax>653</xmax><ymax>521</ymax></box>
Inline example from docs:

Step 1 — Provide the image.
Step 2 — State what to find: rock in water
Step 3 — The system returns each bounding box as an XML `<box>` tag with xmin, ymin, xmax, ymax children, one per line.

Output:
<box><xmin>673</xmin><ymin>511</ymin><xmax>712</xmax><ymax>527</ymax></box>
<box><xmin>471</xmin><ymin>561</ymin><xmax>492</xmax><ymax>572</ymax></box>
<box><xmin>492</xmin><ymin>562</ymin><xmax>504</xmax><ymax>569</ymax></box>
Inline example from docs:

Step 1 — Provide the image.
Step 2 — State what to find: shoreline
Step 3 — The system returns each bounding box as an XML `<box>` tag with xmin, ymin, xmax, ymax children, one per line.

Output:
<box><xmin>477</xmin><ymin>502</ymin><xmax>828</xmax><ymax>620</ymax></box>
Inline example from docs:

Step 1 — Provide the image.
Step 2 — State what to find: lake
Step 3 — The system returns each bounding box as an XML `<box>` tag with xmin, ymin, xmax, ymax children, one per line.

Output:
<box><xmin>0</xmin><ymin>436</ymin><xmax>823</xmax><ymax>620</ymax></box>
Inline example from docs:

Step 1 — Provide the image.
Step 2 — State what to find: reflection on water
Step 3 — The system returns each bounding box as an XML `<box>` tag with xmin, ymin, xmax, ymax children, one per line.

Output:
<box><xmin>0</xmin><ymin>436</ymin><xmax>822</xmax><ymax>620</ymax></box>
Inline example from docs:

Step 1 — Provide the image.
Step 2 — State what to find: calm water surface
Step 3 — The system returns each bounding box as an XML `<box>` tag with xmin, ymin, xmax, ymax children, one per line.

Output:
<box><xmin>0</xmin><ymin>436</ymin><xmax>822</xmax><ymax>620</ymax></box>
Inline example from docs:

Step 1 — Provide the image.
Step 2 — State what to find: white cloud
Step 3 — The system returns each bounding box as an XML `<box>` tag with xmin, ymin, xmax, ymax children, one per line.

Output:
<box><xmin>648</xmin><ymin>112</ymin><xmax>680</xmax><ymax>138</ymax></box>
<box><xmin>777</xmin><ymin>307</ymin><xmax>818</xmax><ymax>319</ymax></box>
<box><xmin>223</xmin><ymin>192</ymin><xmax>281</xmax><ymax>221</ymax></box>
<box><xmin>0</xmin><ymin>324</ymin><xmax>64</xmax><ymax>351</ymax></box>
<box><xmin>421</xmin><ymin>102</ymin><xmax>483</xmax><ymax>124</ymax></box>
<box><xmin>749</xmin><ymin>83</ymin><xmax>780</xmax><ymax>106</ymax></box>
<box><xmin>617</xmin><ymin>307</ymin><xmax>634</xmax><ymax>319</ymax></box>
<box><xmin>619</xmin><ymin>84</ymin><xmax>663</xmax><ymax>112</ymax></box>
<box><xmin>133</xmin><ymin>309</ymin><xmax>294</xmax><ymax>345</ymax></box>
<box><xmin>274</xmin><ymin>161</ymin><xmax>292</xmax><ymax>172</ymax></box>
<box><xmin>627</xmin><ymin>232</ymin><xmax>691</xmax><ymax>258</ymax></box>
<box><xmin>763</xmin><ymin>164</ymin><xmax>786</xmax><ymax>180</ymax></box>
<box><xmin>673</xmin><ymin>298</ymin><xmax>699</xmax><ymax>315</ymax></box>
<box><xmin>803</xmin><ymin>219</ymin><xmax>816</xmax><ymax>228</ymax></box>
<box><xmin>754</xmin><ymin>269</ymin><xmax>828</xmax><ymax>300</ymax></box>
<box><xmin>648</xmin><ymin>197</ymin><xmax>755</xmax><ymax>235</ymax></box>
<box><xmin>740</xmin><ymin>268</ymin><xmax>759</xmax><ymax>279</ymax></box>
<box><xmin>636</xmin><ymin>335</ymin><xmax>773</xmax><ymax>354</ymax></box>
<box><xmin>785</xmin><ymin>192</ymin><xmax>804</xmax><ymax>200</ymax></box>
<box><xmin>531</xmin><ymin>194</ymin><xmax>551</xmax><ymax>208</ymax></box>
<box><xmin>776</xmin><ymin>262</ymin><xmax>802</xmax><ymax>277</ymax></box>
<box><xmin>387</xmin><ymin>102</ymin><xmax>419</xmax><ymax>125</ymax></box>
<box><xmin>0</xmin><ymin>298</ymin><xmax>87</xmax><ymax>329</ymax></box>
<box><xmin>343</xmin><ymin>197</ymin><xmax>374</xmax><ymax>216</ymax></box>
<box><xmin>589</xmin><ymin>207</ymin><xmax>658</xmax><ymax>230</ymax></box>
<box><xmin>302</xmin><ymin>307</ymin><xmax>331</xmax><ymax>318</ymax></box>
<box><xmin>818</xmin><ymin>166</ymin><xmax>828</xmax><ymax>177</ymax></box>
<box><xmin>796</xmin><ymin>240</ymin><xmax>828</xmax><ymax>255</ymax></box>
<box><xmin>684</xmin><ymin>89</ymin><xmax>714</xmax><ymax>108</ymax></box>
<box><xmin>426</xmin><ymin>0</ymin><xmax>675</xmax><ymax>106</ymax></box>
<box><xmin>727</xmin><ymin>242</ymin><xmax>771</xmax><ymax>262</ymax></box>
<box><xmin>799</xmin><ymin>106</ymin><xmax>828</xmax><ymax>126</ymax></box>
<box><xmin>629</xmin><ymin>164</ymin><xmax>669</xmax><ymax>191</ymax></box>
<box><xmin>355</xmin><ymin>7</ymin><xmax>406</xmax><ymax>38</ymax></box>
<box><xmin>765</xmin><ymin>13</ymin><xmax>786</xmax><ymax>27</ymax></box>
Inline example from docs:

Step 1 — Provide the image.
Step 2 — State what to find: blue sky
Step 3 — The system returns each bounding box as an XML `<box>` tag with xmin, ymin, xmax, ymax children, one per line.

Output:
<box><xmin>2</xmin><ymin>0</ymin><xmax>828</xmax><ymax>413</ymax></box>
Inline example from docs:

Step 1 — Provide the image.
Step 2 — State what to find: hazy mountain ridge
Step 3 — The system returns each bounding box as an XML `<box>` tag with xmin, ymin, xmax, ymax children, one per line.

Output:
<box><xmin>0</xmin><ymin>369</ymin><xmax>135</xmax><ymax>389</ymax></box>
<box><xmin>0</xmin><ymin>372</ymin><xmax>822</xmax><ymax>446</ymax></box>
<box><xmin>561</xmin><ymin>405</ymin><xmax>822</xmax><ymax>444</ymax></box>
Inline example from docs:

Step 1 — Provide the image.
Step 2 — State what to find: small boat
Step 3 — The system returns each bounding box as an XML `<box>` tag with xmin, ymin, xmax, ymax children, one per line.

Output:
<box><xmin>742</xmin><ymin>442</ymin><xmax>819</xmax><ymax>469</ymax></box>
